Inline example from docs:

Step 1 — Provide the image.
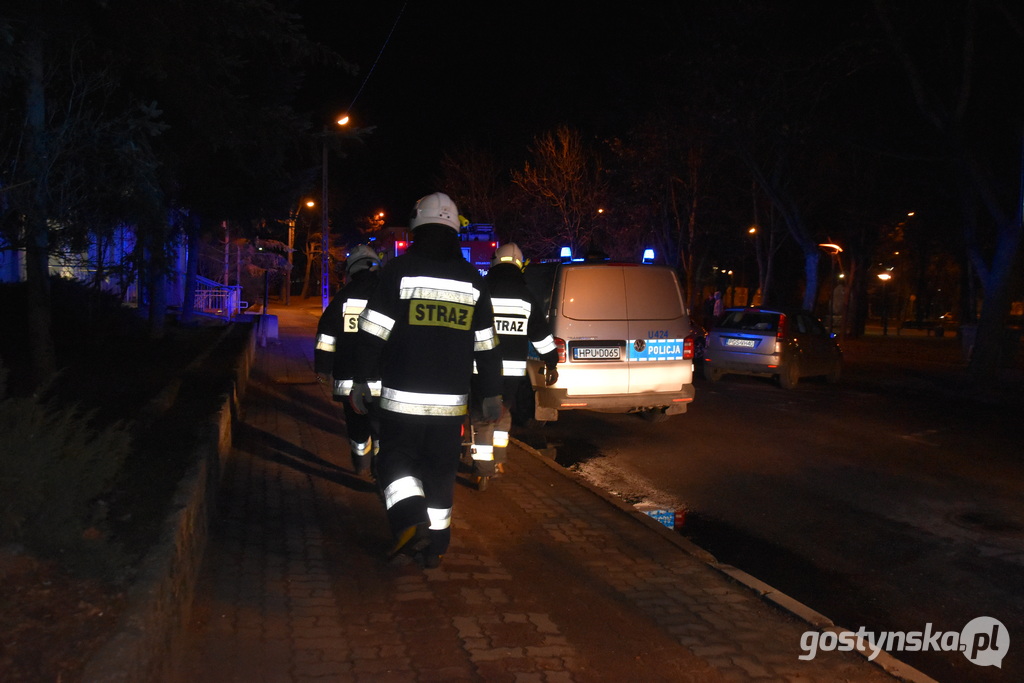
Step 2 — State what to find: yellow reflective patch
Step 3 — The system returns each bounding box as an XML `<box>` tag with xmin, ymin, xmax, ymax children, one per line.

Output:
<box><xmin>409</xmin><ymin>299</ymin><xmax>474</xmax><ymax>330</ymax></box>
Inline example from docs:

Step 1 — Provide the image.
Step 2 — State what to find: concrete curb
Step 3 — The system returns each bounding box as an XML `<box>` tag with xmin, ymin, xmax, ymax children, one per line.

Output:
<box><xmin>81</xmin><ymin>324</ymin><xmax>256</xmax><ymax>683</ymax></box>
<box><xmin>511</xmin><ymin>435</ymin><xmax>940</xmax><ymax>683</ymax></box>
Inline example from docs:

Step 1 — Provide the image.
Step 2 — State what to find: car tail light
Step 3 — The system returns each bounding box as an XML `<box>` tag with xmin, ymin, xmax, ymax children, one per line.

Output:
<box><xmin>683</xmin><ymin>334</ymin><xmax>695</xmax><ymax>360</ymax></box>
<box><xmin>775</xmin><ymin>313</ymin><xmax>787</xmax><ymax>354</ymax></box>
<box><xmin>555</xmin><ymin>337</ymin><xmax>566</xmax><ymax>363</ymax></box>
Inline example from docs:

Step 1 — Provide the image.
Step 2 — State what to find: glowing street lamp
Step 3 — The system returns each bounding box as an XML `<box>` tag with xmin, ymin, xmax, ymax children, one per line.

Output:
<box><xmin>285</xmin><ymin>199</ymin><xmax>315</xmax><ymax>305</ymax></box>
<box><xmin>322</xmin><ymin>115</ymin><xmax>351</xmax><ymax>311</ymax></box>
<box><xmin>819</xmin><ymin>242</ymin><xmax>844</xmax><ymax>334</ymax></box>
<box><xmin>877</xmin><ymin>271</ymin><xmax>893</xmax><ymax>335</ymax></box>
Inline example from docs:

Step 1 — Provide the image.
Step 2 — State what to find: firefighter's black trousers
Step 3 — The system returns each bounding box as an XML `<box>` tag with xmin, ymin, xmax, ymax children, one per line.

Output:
<box><xmin>376</xmin><ymin>413</ymin><xmax>462</xmax><ymax>555</ymax></box>
<box><xmin>342</xmin><ymin>401</ymin><xmax>378</xmax><ymax>470</ymax></box>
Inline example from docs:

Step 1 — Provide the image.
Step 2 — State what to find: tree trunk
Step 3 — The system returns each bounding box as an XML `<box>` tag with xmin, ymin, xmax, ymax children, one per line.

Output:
<box><xmin>801</xmin><ymin>246</ymin><xmax>820</xmax><ymax>312</ymax></box>
<box><xmin>968</xmin><ymin>225</ymin><xmax>1022</xmax><ymax>381</ymax></box>
<box><xmin>180</xmin><ymin>220</ymin><xmax>201</xmax><ymax>325</ymax></box>
<box><xmin>23</xmin><ymin>31</ymin><xmax>57</xmax><ymax>388</ymax></box>
<box><xmin>145</xmin><ymin>220</ymin><xmax>169</xmax><ymax>339</ymax></box>
<box><xmin>300</xmin><ymin>240</ymin><xmax>318</xmax><ymax>299</ymax></box>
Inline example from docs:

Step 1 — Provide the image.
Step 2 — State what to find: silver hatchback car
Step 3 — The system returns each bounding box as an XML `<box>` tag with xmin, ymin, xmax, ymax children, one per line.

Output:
<box><xmin>703</xmin><ymin>307</ymin><xmax>842</xmax><ymax>389</ymax></box>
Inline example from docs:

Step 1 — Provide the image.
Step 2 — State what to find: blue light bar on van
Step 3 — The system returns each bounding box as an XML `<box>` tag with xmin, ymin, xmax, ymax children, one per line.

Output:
<box><xmin>642</xmin><ymin>248</ymin><xmax>655</xmax><ymax>264</ymax></box>
<box><xmin>560</xmin><ymin>246</ymin><xmax>572</xmax><ymax>261</ymax></box>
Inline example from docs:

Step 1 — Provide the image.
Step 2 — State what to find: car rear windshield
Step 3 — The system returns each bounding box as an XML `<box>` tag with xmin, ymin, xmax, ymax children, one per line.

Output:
<box><xmin>717</xmin><ymin>310</ymin><xmax>780</xmax><ymax>332</ymax></box>
<box><xmin>561</xmin><ymin>266</ymin><xmax>684</xmax><ymax>321</ymax></box>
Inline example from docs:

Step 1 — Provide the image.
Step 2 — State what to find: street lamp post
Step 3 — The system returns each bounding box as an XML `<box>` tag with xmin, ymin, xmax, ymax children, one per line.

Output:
<box><xmin>321</xmin><ymin>115</ymin><xmax>350</xmax><ymax>311</ymax></box>
<box><xmin>818</xmin><ymin>242</ymin><xmax>843</xmax><ymax>335</ymax></box>
<box><xmin>877</xmin><ymin>272</ymin><xmax>892</xmax><ymax>335</ymax></box>
<box><xmin>285</xmin><ymin>200</ymin><xmax>314</xmax><ymax>306</ymax></box>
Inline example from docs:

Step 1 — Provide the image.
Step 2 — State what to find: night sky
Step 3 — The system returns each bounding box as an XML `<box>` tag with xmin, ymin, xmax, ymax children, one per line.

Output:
<box><xmin>291</xmin><ymin>0</ymin><xmax>1022</xmax><ymax>249</ymax></box>
<box><xmin>295</xmin><ymin>0</ymin><xmax>670</xmax><ymax>221</ymax></box>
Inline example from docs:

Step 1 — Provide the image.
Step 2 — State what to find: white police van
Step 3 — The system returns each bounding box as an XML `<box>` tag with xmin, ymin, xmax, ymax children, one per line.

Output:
<box><xmin>522</xmin><ymin>256</ymin><xmax>696</xmax><ymax>422</ymax></box>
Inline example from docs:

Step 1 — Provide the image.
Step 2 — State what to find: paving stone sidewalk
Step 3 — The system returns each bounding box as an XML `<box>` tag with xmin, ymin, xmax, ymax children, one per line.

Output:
<box><xmin>172</xmin><ymin>303</ymin><xmax>929</xmax><ymax>683</ymax></box>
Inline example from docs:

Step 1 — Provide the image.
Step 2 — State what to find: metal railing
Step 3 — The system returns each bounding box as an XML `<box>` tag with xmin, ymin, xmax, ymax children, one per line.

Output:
<box><xmin>194</xmin><ymin>275</ymin><xmax>248</xmax><ymax>319</ymax></box>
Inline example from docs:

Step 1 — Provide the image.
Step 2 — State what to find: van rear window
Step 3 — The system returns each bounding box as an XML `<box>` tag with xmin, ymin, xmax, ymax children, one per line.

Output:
<box><xmin>561</xmin><ymin>266</ymin><xmax>684</xmax><ymax>321</ymax></box>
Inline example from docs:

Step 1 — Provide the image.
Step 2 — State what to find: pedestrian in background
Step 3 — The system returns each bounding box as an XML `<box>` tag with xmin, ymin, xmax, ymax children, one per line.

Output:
<box><xmin>315</xmin><ymin>244</ymin><xmax>383</xmax><ymax>476</ymax></box>
<box><xmin>349</xmin><ymin>192</ymin><xmax>503</xmax><ymax>568</ymax></box>
<box><xmin>702</xmin><ymin>292</ymin><xmax>716</xmax><ymax>329</ymax></box>
<box><xmin>468</xmin><ymin>243</ymin><xmax>558</xmax><ymax>485</ymax></box>
<box><xmin>712</xmin><ymin>290</ymin><xmax>724</xmax><ymax>327</ymax></box>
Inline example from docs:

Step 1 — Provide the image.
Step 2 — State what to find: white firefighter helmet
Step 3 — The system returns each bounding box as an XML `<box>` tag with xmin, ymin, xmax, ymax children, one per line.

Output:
<box><xmin>492</xmin><ymin>243</ymin><xmax>524</xmax><ymax>269</ymax></box>
<box><xmin>409</xmin><ymin>192</ymin><xmax>460</xmax><ymax>232</ymax></box>
<box><xmin>346</xmin><ymin>244</ymin><xmax>381</xmax><ymax>277</ymax></box>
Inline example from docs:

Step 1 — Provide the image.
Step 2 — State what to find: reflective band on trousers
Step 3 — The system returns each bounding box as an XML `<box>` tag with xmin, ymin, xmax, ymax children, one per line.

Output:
<box><xmin>379</xmin><ymin>387</ymin><xmax>468</xmax><ymax>417</ymax></box>
<box><xmin>384</xmin><ymin>475</ymin><xmax>424</xmax><ymax>509</ymax></box>
<box><xmin>472</xmin><ymin>444</ymin><xmax>494</xmax><ymax>461</ymax></box>
<box><xmin>359</xmin><ymin>308</ymin><xmax>395</xmax><ymax>341</ymax></box>
<box><xmin>494</xmin><ymin>430</ymin><xmax>509</xmax><ymax>448</ymax></box>
<box><xmin>315</xmin><ymin>333</ymin><xmax>337</xmax><ymax>352</ymax></box>
<box><xmin>399</xmin><ymin>275</ymin><xmax>480</xmax><ymax>306</ymax></box>
<box><xmin>533</xmin><ymin>334</ymin><xmax>557</xmax><ymax>355</ymax></box>
<box><xmin>492</xmin><ymin>297</ymin><xmax>532</xmax><ymax>318</ymax></box>
<box><xmin>502</xmin><ymin>359</ymin><xmax>527</xmax><ymax>376</ymax></box>
<box><xmin>334</xmin><ymin>379</ymin><xmax>382</xmax><ymax>396</ymax></box>
<box><xmin>474</xmin><ymin>326</ymin><xmax>498</xmax><ymax>351</ymax></box>
<box><xmin>427</xmin><ymin>506</ymin><xmax>452</xmax><ymax>530</ymax></box>
<box><xmin>350</xmin><ymin>438</ymin><xmax>372</xmax><ymax>456</ymax></box>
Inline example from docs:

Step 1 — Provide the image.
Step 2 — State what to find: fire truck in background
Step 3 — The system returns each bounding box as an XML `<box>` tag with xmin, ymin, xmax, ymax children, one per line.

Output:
<box><xmin>458</xmin><ymin>223</ymin><xmax>500</xmax><ymax>275</ymax></box>
<box><xmin>366</xmin><ymin>223</ymin><xmax>499</xmax><ymax>276</ymax></box>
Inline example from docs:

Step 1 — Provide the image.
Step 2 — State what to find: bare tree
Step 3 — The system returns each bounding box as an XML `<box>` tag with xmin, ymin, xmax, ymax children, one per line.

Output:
<box><xmin>511</xmin><ymin>126</ymin><xmax>607</xmax><ymax>257</ymax></box>
<box><xmin>874</xmin><ymin>0</ymin><xmax>1024</xmax><ymax>382</ymax></box>
<box><xmin>437</xmin><ymin>144</ymin><xmax>507</xmax><ymax>227</ymax></box>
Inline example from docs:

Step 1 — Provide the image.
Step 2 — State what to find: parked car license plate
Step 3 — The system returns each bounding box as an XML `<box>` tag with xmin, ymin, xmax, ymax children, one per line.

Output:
<box><xmin>572</xmin><ymin>346</ymin><xmax>621</xmax><ymax>360</ymax></box>
<box><xmin>725</xmin><ymin>338</ymin><xmax>757</xmax><ymax>348</ymax></box>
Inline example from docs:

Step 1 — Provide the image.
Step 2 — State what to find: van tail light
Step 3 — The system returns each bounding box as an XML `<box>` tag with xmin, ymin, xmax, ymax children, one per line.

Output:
<box><xmin>683</xmin><ymin>334</ymin><xmax>695</xmax><ymax>360</ymax></box>
<box><xmin>555</xmin><ymin>337</ymin><xmax>566</xmax><ymax>364</ymax></box>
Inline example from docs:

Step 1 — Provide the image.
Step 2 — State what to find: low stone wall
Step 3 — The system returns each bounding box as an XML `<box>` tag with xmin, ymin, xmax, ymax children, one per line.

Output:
<box><xmin>81</xmin><ymin>323</ymin><xmax>255</xmax><ymax>683</ymax></box>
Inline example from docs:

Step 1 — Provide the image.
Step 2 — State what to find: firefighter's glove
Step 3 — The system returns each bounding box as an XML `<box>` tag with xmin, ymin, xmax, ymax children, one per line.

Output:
<box><xmin>544</xmin><ymin>365</ymin><xmax>559</xmax><ymax>386</ymax></box>
<box><xmin>350</xmin><ymin>382</ymin><xmax>373</xmax><ymax>415</ymax></box>
<box><xmin>482</xmin><ymin>395</ymin><xmax>503</xmax><ymax>423</ymax></box>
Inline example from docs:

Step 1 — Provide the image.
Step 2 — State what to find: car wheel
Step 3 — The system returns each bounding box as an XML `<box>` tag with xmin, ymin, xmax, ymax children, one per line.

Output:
<box><xmin>640</xmin><ymin>408</ymin><xmax>670</xmax><ymax>423</ymax></box>
<box><xmin>779</xmin><ymin>360</ymin><xmax>800</xmax><ymax>389</ymax></box>
<box><xmin>707</xmin><ymin>365</ymin><xmax>724</xmax><ymax>382</ymax></box>
<box><xmin>826</xmin><ymin>359</ymin><xmax>842</xmax><ymax>384</ymax></box>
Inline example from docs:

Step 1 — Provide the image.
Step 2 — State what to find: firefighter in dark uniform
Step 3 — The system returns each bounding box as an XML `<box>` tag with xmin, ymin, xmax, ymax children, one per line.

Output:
<box><xmin>349</xmin><ymin>192</ymin><xmax>503</xmax><ymax>568</ymax></box>
<box><xmin>470</xmin><ymin>243</ymin><xmax>558</xmax><ymax>482</ymax></box>
<box><xmin>315</xmin><ymin>244</ymin><xmax>383</xmax><ymax>475</ymax></box>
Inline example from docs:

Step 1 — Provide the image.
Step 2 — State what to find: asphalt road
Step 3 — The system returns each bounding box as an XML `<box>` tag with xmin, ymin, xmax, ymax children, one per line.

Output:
<box><xmin>520</xmin><ymin>333</ymin><xmax>1024</xmax><ymax>683</ymax></box>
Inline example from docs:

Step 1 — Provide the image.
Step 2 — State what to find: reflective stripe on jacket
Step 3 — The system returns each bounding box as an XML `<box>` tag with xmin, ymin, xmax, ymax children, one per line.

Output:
<box><xmin>352</xmin><ymin>248</ymin><xmax>503</xmax><ymax>418</ymax></box>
